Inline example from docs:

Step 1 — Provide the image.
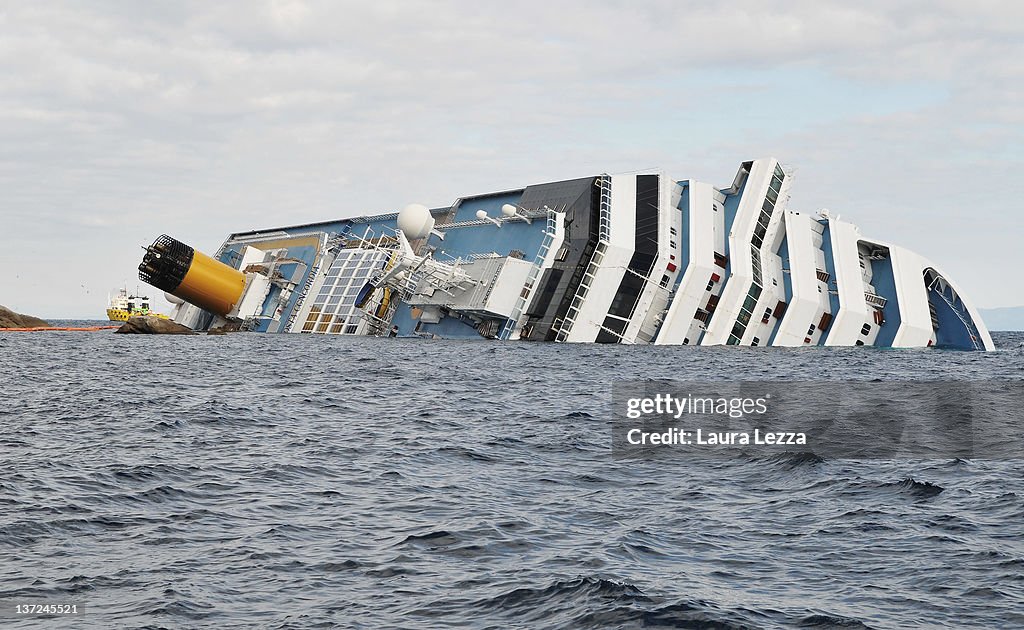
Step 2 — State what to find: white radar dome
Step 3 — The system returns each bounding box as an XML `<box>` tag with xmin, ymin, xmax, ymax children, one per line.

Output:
<box><xmin>164</xmin><ymin>292</ymin><xmax>185</xmax><ymax>305</ymax></box>
<box><xmin>501</xmin><ymin>204</ymin><xmax>517</xmax><ymax>217</ymax></box>
<box><xmin>397</xmin><ymin>203</ymin><xmax>434</xmax><ymax>239</ymax></box>
<box><xmin>475</xmin><ymin>209</ymin><xmax>489</xmax><ymax>220</ymax></box>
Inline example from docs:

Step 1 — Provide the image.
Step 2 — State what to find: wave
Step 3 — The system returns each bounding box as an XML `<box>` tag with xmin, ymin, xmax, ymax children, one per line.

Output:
<box><xmin>471</xmin><ymin>577</ymin><xmax>765</xmax><ymax>629</ymax></box>
<box><xmin>885</xmin><ymin>477</ymin><xmax>945</xmax><ymax>499</ymax></box>
<box><xmin>799</xmin><ymin>612</ymin><xmax>874</xmax><ymax>627</ymax></box>
<box><xmin>472</xmin><ymin>576</ymin><xmax>648</xmax><ymax>617</ymax></box>
<box><xmin>762</xmin><ymin>451</ymin><xmax>826</xmax><ymax>468</ymax></box>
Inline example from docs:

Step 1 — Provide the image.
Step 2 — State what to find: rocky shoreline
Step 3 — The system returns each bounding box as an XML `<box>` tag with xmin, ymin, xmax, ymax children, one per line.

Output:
<box><xmin>0</xmin><ymin>305</ymin><xmax>50</xmax><ymax>329</ymax></box>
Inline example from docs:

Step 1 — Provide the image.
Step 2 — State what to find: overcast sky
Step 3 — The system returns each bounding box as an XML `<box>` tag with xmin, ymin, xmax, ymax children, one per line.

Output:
<box><xmin>2</xmin><ymin>1</ymin><xmax>1021</xmax><ymax>317</ymax></box>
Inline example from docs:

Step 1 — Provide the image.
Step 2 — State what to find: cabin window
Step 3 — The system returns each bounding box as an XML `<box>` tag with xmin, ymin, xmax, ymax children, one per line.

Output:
<box><xmin>861</xmin><ymin>323</ymin><xmax>871</xmax><ymax>336</ymax></box>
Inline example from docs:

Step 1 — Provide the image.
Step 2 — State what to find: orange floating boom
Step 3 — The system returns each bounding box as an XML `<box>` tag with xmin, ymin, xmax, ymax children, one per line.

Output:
<box><xmin>0</xmin><ymin>326</ymin><xmax>120</xmax><ymax>332</ymax></box>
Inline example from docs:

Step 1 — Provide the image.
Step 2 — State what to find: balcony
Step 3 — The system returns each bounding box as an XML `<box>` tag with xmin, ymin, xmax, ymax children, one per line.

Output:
<box><xmin>864</xmin><ymin>292</ymin><xmax>887</xmax><ymax>308</ymax></box>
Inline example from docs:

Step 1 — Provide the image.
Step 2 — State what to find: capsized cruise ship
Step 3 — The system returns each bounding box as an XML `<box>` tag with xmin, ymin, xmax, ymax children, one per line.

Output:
<box><xmin>138</xmin><ymin>158</ymin><xmax>993</xmax><ymax>350</ymax></box>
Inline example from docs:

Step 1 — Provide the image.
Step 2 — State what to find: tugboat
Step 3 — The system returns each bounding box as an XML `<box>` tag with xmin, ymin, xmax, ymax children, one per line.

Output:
<box><xmin>106</xmin><ymin>288</ymin><xmax>169</xmax><ymax>322</ymax></box>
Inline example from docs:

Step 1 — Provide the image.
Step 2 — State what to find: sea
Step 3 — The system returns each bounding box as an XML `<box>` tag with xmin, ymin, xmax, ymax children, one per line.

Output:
<box><xmin>1</xmin><ymin>325</ymin><xmax>1022</xmax><ymax>629</ymax></box>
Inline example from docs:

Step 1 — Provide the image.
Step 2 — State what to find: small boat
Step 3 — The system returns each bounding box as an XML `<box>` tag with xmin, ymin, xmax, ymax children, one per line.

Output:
<box><xmin>106</xmin><ymin>288</ymin><xmax>169</xmax><ymax>322</ymax></box>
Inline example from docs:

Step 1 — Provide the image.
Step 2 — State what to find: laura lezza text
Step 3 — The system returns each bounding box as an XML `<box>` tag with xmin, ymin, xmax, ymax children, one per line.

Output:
<box><xmin>626</xmin><ymin>428</ymin><xmax>807</xmax><ymax>446</ymax></box>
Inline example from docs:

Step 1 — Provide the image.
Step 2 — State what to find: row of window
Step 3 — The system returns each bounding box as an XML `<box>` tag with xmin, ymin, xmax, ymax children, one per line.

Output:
<box><xmin>728</xmin><ymin>166</ymin><xmax>786</xmax><ymax>345</ymax></box>
<box><xmin>750</xmin><ymin>244</ymin><xmax>763</xmax><ymax>287</ymax></box>
<box><xmin>726</xmin><ymin>284</ymin><xmax>763</xmax><ymax>345</ymax></box>
<box><xmin>752</xmin><ymin>169</ymin><xmax>785</xmax><ymax>249</ymax></box>
<box><xmin>301</xmin><ymin>309</ymin><xmax>362</xmax><ymax>335</ymax></box>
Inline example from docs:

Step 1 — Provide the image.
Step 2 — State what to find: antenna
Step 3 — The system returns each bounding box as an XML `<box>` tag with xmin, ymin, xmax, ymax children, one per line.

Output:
<box><xmin>501</xmin><ymin>204</ymin><xmax>533</xmax><ymax>224</ymax></box>
<box><xmin>476</xmin><ymin>209</ymin><xmax>502</xmax><ymax>227</ymax></box>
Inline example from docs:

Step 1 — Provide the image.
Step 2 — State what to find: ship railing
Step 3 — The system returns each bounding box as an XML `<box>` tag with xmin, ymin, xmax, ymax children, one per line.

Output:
<box><xmin>554</xmin><ymin>241</ymin><xmax>607</xmax><ymax>342</ymax></box>
<box><xmin>614</xmin><ymin>264</ymin><xmax>674</xmax><ymax>343</ymax></box>
<box><xmin>926</xmin><ymin>274</ymin><xmax>983</xmax><ymax>350</ymax></box>
<box><xmin>499</xmin><ymin>208</ymin><xmax>561</xmax><ymax>340</ymax></box>
<box><xmin>554</xmin><ymin>175</ymin><xmax>612</xmax><ymax>342</ymax></box>
<box><xmin>595</xmin><ymin>320</ymin><xmax>634</xmax><ymax>345</ymax></box>
<box><xmin>864</xmin><ymin>292</ymin><xmax>887</xmax><ymax>308</ymax></box>
<box><xmin>437</xmin><ymin>207</ymin><xmax>550</xmax><ymax>230</ymax></box>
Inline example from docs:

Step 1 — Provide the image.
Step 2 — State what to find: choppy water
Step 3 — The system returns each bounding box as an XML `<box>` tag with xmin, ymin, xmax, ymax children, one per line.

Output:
<box><xmin>1</xmin><ymin>327</ymin><xmax>1023</xmax><ymax>629</ymax></box>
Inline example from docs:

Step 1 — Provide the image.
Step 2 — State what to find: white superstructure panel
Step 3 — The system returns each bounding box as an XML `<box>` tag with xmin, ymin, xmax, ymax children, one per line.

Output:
<box><xmin>774</xmin><ymin>212</ymin><xmax>825</xmax><ymax>346</ymax></box>
<box><xmin>565</xmin><ymin>173</ymin><xmax>636</xmax><ymax>342</ymax></box>
<box><xmin>623</xmin><ymin>175</ymin><xmax>680</xmax><ymax>344</ymax></box>
<box><xmin>823</xmin><ymin>218</ymin><xmax>872</xmax><ymax>346</ymax></box>
<box><xmin>654</xmin><ymin>181</ymin><xmax>719</xmax><ymax>345</ymax></box>
<box><xmin>702</xmin><ymin>158</ymin><xmax>783</xmax><ymax>346</ymax></box>
<box><xmin>886</xmin><ymin>245</ymin><xmax>937</xmax><ymax>348</ymax></box>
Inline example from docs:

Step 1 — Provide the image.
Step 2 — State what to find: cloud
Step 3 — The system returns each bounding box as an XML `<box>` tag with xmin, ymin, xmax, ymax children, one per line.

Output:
<box><xmin>0</xmin><ymin>1</ymin><xmax>1021</xmax><ymax>316</ymax></box>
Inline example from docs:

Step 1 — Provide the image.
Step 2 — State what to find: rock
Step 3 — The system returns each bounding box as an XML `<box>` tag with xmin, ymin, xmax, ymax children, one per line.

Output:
<box><xmin>0</xmin><ymin>305</ymin><xmax>50</xmax><ymax>329</ymax></box>
<box><xmin>207</xmin><ymin>321</ymin><xmax>244</xmax><ymax>335</ymax></box>
<box><xmin>115</xmin><ymin>316</ymin><xmax>196</xmax><ymax>335</ymax></box>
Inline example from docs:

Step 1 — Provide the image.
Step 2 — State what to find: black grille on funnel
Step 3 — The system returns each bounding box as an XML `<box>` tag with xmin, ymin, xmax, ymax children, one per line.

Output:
<box><xmin>138</xmin><ymin>234</ymin><xmax>195</xmax><ymax>293</ymax></box>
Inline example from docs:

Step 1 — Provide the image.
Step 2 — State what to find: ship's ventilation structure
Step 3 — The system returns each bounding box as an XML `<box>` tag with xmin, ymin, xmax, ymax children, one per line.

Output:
<box><xmin>140</xmin><ymin>233</ymin><xmax>310</xmax><ymax>332</ymax></box>
<box><xmin>138</xmin><ymin>235</ymin><xmax>194</xmax><ymax>294</ymax></box>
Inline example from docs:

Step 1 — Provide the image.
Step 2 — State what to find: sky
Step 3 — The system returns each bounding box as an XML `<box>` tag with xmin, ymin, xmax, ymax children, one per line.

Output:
<box><xmin>1</xmin><ymin>1</ymin><xmax>1022</xmax><ymax>318</ymax></box>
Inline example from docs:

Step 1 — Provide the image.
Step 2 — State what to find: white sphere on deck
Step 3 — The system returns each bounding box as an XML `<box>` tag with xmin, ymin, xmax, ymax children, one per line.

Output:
<box><xmin>397</xmin><ymin>203</ymin><xmax>435</xmax><ymax>239</ymax></box>
<box><xmin>501</xmin><ymin>204</ymin><xmax>517</xmax><ymax>217</ymax></box>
